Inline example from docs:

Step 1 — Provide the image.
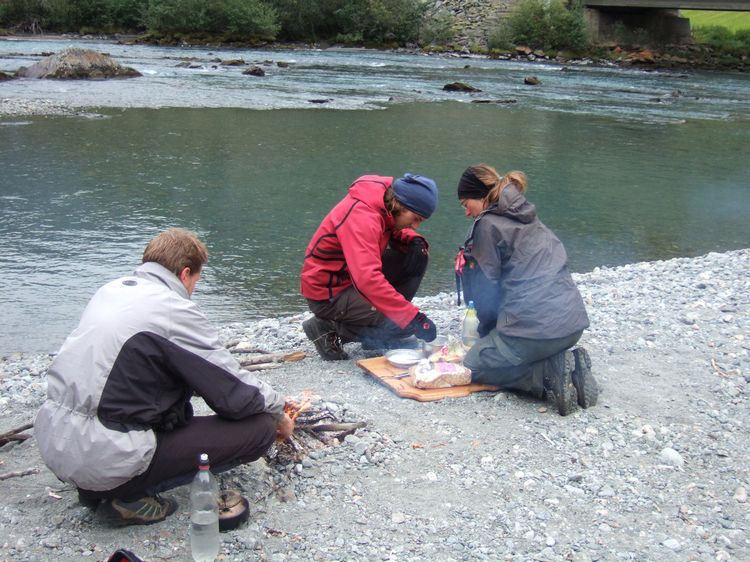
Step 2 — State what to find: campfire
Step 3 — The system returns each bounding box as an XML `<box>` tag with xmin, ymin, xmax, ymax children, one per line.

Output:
<box><xmin>267</xmin><ymin>392</ymin><xmax>366</xmax><ymax>466</ymax></box>
<box><xmin>284</xmin><ymin>390</ymin><xmax>315</xmax><ymax>421</ymax></box>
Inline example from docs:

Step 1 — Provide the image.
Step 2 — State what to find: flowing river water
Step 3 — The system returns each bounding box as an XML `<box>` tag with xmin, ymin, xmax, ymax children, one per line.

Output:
<box><xmin>1</xmin><ymin>37</ymin><xmax>749</xmax><ymax>353</ymax></box>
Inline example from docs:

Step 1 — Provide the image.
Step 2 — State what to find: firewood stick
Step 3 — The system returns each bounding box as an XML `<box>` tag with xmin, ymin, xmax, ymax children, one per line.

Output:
<box><xmin>0</xmin><ymin>433</ymin><xmax>31</xmax><ymax>447</ymax></box>
<box><xmin>0</xmin><ymin>467</ymin><xmax>40</xmax><ymax>480</ymax></box>
<box><xmin>295</xmin><ymin>411</ymin><xmax>334</xmax><ymax>424</ymax></box>
<box><xmin>304</xmin><ymin>422</ymin><xmax>366</xmax><ymax>433</ymax></box>
<box><xmin>240</xmin><ymin>351</ymin><xmax>306</xmax><ymax>366</ymax></box>
<box><xmin>0</xmin><ymin>422</ymin><xmax>33</xmax><ymax>441</ymax></box>
<box><xmin>243</xmin><ymin>363</ymin><xmax>283</xmax><ymax>372</ymax></box>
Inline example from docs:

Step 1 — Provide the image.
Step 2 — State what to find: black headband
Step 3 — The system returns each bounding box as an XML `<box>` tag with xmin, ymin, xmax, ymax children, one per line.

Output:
<box><xmin>457</xmin><ymin>168</ymin><xmax>489</xmax><ymax>200</ymax></box>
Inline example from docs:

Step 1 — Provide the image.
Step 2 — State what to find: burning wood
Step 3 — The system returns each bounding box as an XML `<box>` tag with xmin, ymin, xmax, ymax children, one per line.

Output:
<box><xmin>267</xmin><ymin>393</ymin><xmax>366</xmax><ymax>467</ymax></box>
<box><xmin>284</xmin><ymin>390</ymin><xmax>314</xmax><ymax>421</ymax></box>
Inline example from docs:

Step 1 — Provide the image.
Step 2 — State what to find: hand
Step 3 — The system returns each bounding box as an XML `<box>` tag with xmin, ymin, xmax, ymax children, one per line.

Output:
<box><xmin>276</xmin><ymin>412</ymin><xmax>295</xmax><ymax>441</ymax></box>
<box><xmin>403</xmin><ymin>237</ymin><xmax>429</xmax><ymax>277</ymax></box>
<box><xmin>409</xmin><ymin>312</ymin><xmax>437</xmax><ymax>342</ymax></box>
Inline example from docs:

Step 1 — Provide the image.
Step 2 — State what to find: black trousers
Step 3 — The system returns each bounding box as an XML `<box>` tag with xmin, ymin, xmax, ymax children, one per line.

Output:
<box><xmin>307</xmin><ymin>248</ymin><xmax>425</xmax><ymax>343</ymax></box>
<box><xmin>79</xmin><ymin>413</ymin><xmax>276</xmax><ymax>502</ymax></box>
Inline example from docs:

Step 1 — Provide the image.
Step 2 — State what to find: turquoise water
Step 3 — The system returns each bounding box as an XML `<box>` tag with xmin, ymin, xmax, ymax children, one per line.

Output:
<box><xmin>1</xmin><ymin>38</ymin><xmax>749</xmax><ymax>353</ymax></box>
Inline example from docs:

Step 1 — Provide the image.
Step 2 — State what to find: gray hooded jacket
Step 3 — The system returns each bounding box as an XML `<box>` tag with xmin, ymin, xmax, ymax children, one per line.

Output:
<box><xmin>462</xmin><ymin>183</ymin><xmax>589</xmax><ymax>340</ymax></box>
<box><xmin>34</xmin><ymin>262</ymin><xmax>285</xmax><ymax>492</ymax></box>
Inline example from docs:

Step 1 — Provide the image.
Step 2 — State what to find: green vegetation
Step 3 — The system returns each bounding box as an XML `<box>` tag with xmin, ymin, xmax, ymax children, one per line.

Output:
<box><xmin>0</xmin><ymin>0</ymin><xmax>428</xmax><ymax>44</ymax></box>
<box><xmin>682</xmin><ymin>11</ymin><xmax>750</xmax><ymax>55</ymax></box>
<box><xmin>691</xmin><ymin>25</ymin><xmax>750</xmax><ymax>54</ymax></box>
<box><xmin>145</xmin><ymin>0</ymin><xmax>279</xmax><ymax>39</ymax></box>
<box><xmin>682</xmin><ymin>10</ymin><xmax>750</xmax><ymax>33</ymax></box>
<box><xmin>488</xmin><ymin>0</ymin><xmax>588</xmax><ymax>53</ymax></box>
<box><xmin>0</xmin><ymin>0</ymin><xmax>748</xmax><ymax>67</ymax></box>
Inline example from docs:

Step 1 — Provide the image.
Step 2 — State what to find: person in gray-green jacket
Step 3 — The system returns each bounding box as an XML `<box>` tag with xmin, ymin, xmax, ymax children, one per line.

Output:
<box><xmin>455</xmin><ymin>163</ymin><xmax>598</xmax><ymax>416</ymax></box>
<box><xmin>35</xmin><ymin>228</ymin><xmax>294</xmax><ymax>526</ymax></box>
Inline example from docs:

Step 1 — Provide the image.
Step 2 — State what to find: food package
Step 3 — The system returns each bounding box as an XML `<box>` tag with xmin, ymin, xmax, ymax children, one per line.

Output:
<box><xmin>426</xmin><ymin>336</ymin><xmax>466</xmax><ymax>364</ymax></box>
<box><xmin>408</xmin><ymin>359</ymin><xmax>471</xmax><ymax>389</ymax></box>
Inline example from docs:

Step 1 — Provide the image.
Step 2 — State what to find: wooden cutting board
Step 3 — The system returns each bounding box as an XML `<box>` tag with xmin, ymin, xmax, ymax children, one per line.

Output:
<box><xmin>356</xmin><ymin>356</ymin><xmax>499</xmax><ymax>402</ymax></box>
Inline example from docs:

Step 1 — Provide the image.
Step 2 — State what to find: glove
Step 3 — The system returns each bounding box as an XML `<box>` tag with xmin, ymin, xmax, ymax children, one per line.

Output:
<box><xmin>409</xmin><ymin>312</ymin><xmax>437</xmax><ymax>342</ymax></box>
<box><xmin>403</xmin><ymin>237</ymin><xmax>429</xmax><ymax>277</ymax></box>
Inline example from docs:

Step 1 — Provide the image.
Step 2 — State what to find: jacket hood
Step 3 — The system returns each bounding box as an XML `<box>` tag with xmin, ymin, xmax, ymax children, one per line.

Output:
<box><xmin>485</xmin><ymin>182</ymin><xmax>536</xmax><ymax>224</ymax></box>
<box><xmin>135</xmin><ymin>262</ymin><xmax>189</xmax><ymax>299</ymax></box>
<box><xmin>347</xmin><ymin>175</ymin><xmax>393</xmax><ymax>214</ymax></box>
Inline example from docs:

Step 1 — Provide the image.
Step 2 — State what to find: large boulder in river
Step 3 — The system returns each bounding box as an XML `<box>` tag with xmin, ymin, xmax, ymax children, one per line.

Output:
<box><xmin>443</xmin><ymin>82</ymin><xmax>482</xmax><ymax>93</ymax></box>
<box><xmin>15</xmin><ymin>48</ymin><xmax>141</xmax><ymax>80</ymax></box>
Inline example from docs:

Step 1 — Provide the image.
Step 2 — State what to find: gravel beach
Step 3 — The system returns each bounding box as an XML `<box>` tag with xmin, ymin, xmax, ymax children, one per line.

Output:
<box><xmin>0</xmin><ymin>248</ymin><xmax>748</xmax><ymax>562</ymax></box>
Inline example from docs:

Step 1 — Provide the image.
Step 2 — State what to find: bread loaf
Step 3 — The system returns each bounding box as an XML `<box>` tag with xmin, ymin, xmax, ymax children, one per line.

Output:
<box><xmin>409</xmin><ymin>360</ymin><xmax>471</xmax><ymax>389</ymax></box>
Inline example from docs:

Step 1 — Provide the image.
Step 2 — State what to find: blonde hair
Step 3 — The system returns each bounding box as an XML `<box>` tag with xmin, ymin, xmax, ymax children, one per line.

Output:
<box><xmin>142</xmin><ymin>228</ymin><xmax>208</xmax><ymax>277</ymax></box>
<box><xmin>470</xmin><ymin>164</ymin><xmax>528</xmax><ymax>206</ymax></box>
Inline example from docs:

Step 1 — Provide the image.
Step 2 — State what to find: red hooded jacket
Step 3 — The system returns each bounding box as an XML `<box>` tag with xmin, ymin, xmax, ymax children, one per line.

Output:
<box><xmin>300</xmin><ymin>175</ymin><xmax>423</xmax><ymax>328</ymax></box>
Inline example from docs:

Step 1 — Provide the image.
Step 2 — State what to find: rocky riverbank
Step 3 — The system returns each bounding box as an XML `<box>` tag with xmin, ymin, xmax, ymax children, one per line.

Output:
<box><xmin>1</xmin><ymin>248</ymin><xmax>748</xmax><ymax>561</ymax></box>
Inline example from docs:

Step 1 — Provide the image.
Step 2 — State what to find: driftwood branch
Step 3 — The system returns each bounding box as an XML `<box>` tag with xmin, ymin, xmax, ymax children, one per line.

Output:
<box><xmin>243</xmin><ymin>363</ymin><xmax>283</xmax><ymax>372</ymax></box>
<box><xmin>240</xmin><ymin>351</ymin><xmax>305</xmax><ymax>366</ymax></box>
<box><xmin>0</xmin><ymin>467</ymin><xmax>40</xmax><ymax>480</ymax></box>
<box><xmin>302</xmin><ymin>422</ymin><xmax>366</xmax><ymax>433</ymax></box>
<box><xmin>0</xmin><ymin>422</ymin><xmax>33</xmax><ymax>447</ymax></box>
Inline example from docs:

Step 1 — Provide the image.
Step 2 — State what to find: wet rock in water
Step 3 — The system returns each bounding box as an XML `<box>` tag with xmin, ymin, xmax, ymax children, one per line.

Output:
<box><xmin>0</xmin><ymin>70</ymin><xmax>14</xmax><ymax>80</ymax></box>
<box><xmin>221</xmin><ymin>59</ymin><xmax>246</xmax><ymax>66</ymax></box>
<box><xmin>443</xmin><ymin>81</ymin><xmax>482</xmax><ymax>92</ymax></box>
<box><xmin>15</xmin><ymin>48</ymin><xmax>141</xmax><ymax>79</ymax></box>
<box><xmin>471</xmin><ymin>99</ymin><xmax>517</xmax><ymax>105</ymax></box>
<box><xmin>524</xmin><ymin>75</ymin><xmax>541</xmax><ymax>85</ymax></box>
<box><xmin>243</xmin><ymin>66</ymin><xmax>266</xmax><ymax>77</ymax></box>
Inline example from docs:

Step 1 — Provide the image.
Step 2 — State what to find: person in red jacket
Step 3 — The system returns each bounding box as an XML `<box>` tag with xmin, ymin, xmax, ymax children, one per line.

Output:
<box><xmin>301</xmin><ymin>173</ymin><xmax>439</xmax><ymax>360</ymax></box>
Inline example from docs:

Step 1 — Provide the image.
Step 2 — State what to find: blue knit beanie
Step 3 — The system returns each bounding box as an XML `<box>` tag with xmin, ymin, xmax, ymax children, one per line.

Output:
<box><xmin>392</xmin><ymin>174</ymin><xmax>438</xmax><ymax>218</ymax></box>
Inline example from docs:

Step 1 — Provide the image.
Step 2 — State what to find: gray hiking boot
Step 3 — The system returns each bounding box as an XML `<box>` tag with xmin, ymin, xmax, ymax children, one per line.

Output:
<box><xmin>543</xmin><ymin>350</ymin><xmax>578</xmax><ymax>416</ymax></box>
<box><xmin>572</xmin><ymin>346</ymin><xmax>598</xmax><ymax>408</ymax></box>
<box><xmin>98</xmin><ymin>494</ymin><xmax>178</xmax><ymax>526</ymax></box>
<box><xmin>302</xmin><ymin>316</ymin><xmax>349</xmax><ymax>360</ymax></box>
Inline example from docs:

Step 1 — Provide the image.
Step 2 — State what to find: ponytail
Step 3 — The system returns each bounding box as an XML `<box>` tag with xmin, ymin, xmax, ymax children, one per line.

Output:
<box><xmin>469</xmin><ymin>164</ymin><xmax>528</xmax><ymax>206</ymax></box>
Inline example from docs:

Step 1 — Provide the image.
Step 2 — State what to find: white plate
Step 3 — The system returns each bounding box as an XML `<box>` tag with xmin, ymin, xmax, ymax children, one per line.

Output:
<box><xmin>385</xmin><ymin>349</ymin><xmax>424</xmax><ymax>368</ymax></box>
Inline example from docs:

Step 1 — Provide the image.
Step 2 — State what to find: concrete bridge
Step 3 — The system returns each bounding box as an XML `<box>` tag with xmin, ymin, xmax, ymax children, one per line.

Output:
<box><xmin>583</xmin><ymin>0</ymin><xmax>750</xmax><ymax>43</ymax></box>
<box><xmin>586</xmin><ymin>0</ymin><xmax>747</xmax><ymax>9</ymax></box>
<box><xmin>429</xmin><ymin>0</ymin><xmax>748</xmax><ymax>47</ymax></box>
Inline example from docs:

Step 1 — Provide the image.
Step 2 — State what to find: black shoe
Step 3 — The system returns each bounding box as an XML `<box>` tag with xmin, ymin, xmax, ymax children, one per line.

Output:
<box><xmin>98</xmin><ymin>494</ymin><xmax>178</xmax><ymax>526</ymax></box>
<box><xmin>302</xmin><ymin>317</ymin><xmax>349</xmax><ymax>361</ymax></box>
<box><xmin>543</xmin><ymin>350</ymin><xmax>578</xmax><ymax>417</ymax></box>
<box><xmin>361</xmin><ymin>335</ymin><xmax>421</xmax><ymax>351</ymax></box>
<box><xmin>572</xmin><ymin>347</ymin><xmax>598</xmax><ymax>408</ymax></box>
<box><xmin>77</xmin><ymin>488</ymin><xmax>103</xmax><ymax>510</ymax></box>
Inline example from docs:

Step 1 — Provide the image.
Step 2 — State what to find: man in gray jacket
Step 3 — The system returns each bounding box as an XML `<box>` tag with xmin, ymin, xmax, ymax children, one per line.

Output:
<box><xmin>35</xmin><ymin>228</ymin><xmax>293</xmax><ymax>525</ymax></box>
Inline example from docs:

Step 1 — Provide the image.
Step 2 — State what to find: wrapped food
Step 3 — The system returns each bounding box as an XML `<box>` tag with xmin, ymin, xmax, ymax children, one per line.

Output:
<box><xmin>408</xmin><ymin>359</ymin><xmax>471</xmax><ymax>389</ymax></box>
<box><xmin>427</xmin><ymin>336</ymin><xmax>466</xmax><ymax>364</ymax></box>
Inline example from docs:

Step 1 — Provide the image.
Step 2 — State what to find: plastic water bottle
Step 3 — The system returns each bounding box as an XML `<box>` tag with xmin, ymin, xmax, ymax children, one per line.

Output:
<box><xmin>190</xmin><ymin>453</ymin><xmax>220</xmax><ymax>562</ymax></box>
<box><xmin>462</xmin><ymin>300</ymin><xmax>480</xmax><ymax>348</ymax></box>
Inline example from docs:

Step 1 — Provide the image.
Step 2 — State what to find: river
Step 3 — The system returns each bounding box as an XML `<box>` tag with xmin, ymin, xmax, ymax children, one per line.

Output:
<box><xmin>1</xmin><ymin>37</ymin><xmax>749</xmax><ymax>353</ymax></box>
